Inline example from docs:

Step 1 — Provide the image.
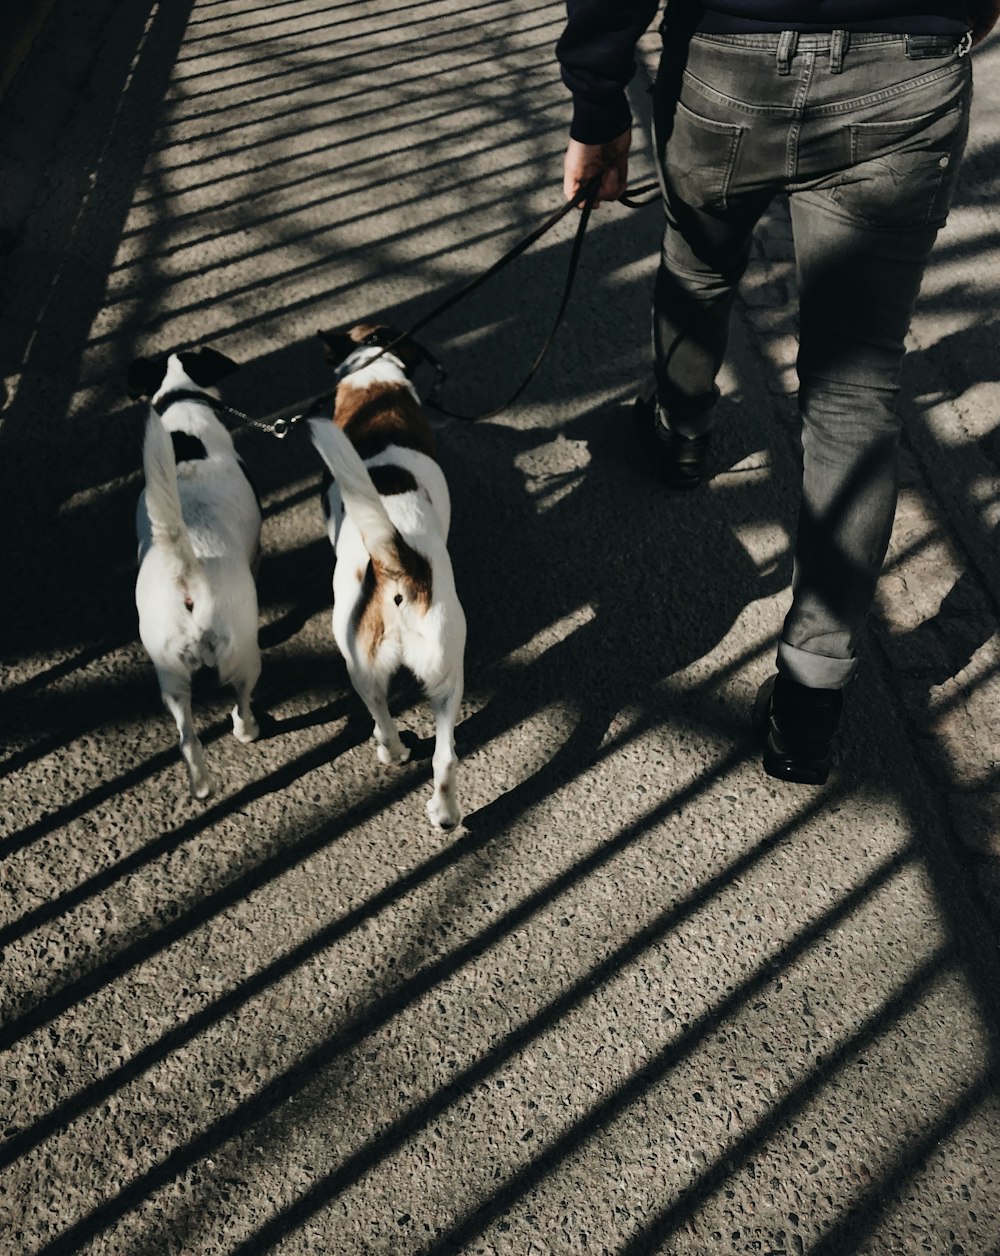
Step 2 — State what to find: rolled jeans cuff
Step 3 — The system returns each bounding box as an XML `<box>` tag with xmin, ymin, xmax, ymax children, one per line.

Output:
<box><xmin>777</xmin><ymin>641</ymin><xmax>858</xmax><ymax>690</ymax></box>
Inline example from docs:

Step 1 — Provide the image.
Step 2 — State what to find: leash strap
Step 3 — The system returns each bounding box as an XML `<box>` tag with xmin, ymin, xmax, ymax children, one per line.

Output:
<box><xmin>618</xmin><ymin>179</ymin><xmax>659</xmax><ymax>208</ymax></box>
<box><xmin>153</xmin><ymin>387</ymin><xmax>304</xmax><ymax>439</ymax></box>
<box><xmin>331</xmin><ymin>174</ymin><xmax>600</xmax><ymax>422</ymax></box>
<box><xmin>155</xmin><ymin>174</ymin><xmax>659</xmax><ymax>436</ymax></box>
<box><xmin>368</xmin><ymin>174</ymin><xmax>665</xmax><ymax>421</ymax></box>
<box><xmin>384</xmin><ymin>173</ymin><xmax>600</xmax><ymax>357</ymax></box>
<box><xmin>420</xmin><ymin>180</ymin><xmax>598</xmax><ymax>421</ymax></box>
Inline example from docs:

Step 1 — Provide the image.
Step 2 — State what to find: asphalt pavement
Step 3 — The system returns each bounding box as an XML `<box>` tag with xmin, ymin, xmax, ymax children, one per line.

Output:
<box><xmin>1</xmin><ymin>2</ymin><xmax>999</xmax><ymax>1253</ymax></box>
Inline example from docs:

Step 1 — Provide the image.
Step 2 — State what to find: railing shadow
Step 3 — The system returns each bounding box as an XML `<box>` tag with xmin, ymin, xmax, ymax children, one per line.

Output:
<box><xmin>3</xmin><ymin>4</ymin><xmax>1000</xmax><ymax>1255</ymax></box>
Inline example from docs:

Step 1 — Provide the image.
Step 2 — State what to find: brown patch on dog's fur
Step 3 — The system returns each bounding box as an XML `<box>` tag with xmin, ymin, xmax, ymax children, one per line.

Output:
<box><xmin>323</xmin><ymin>322</ymin><xmax>435</xmax><ymax>659</ymax></box>
<box><xmin>334</xmin><ymin>384</ymin><xmax>436</xmax><ymax>462</ymax></box>
<box><xmin>373</xmin><ymin>535</ymin><xmax>433</xmax><ymax>614</ymax></box>
<box><xmin>352</xmin><ymin>539</ymin><xmax>433</xmax><ymax>661</ymax></box>
<box><xmin>353</xmin><ymin>561</ymin><xmax>384</xmax><ymax>660</ymax></box>
<box><xmin>392</xmin><ymin>535</ymin><xmax>433</xmax><ymax>611</ymax></box>
<box><xmin>319</xmin><ymin>321</ymin><xmax>436</xmax><ymax>461</ymax></box>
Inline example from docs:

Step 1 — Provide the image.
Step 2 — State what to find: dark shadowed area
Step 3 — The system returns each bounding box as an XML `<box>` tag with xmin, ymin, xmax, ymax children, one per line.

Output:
<box><xmin>1</xmin><ymin>3</ymin><xmax>999</xmax><ymax>1253</ymax></box>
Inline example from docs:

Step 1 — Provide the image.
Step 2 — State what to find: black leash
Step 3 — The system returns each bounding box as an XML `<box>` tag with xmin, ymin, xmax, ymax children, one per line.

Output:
<box><xmin>159</xmin><ymin>173</ymin><xmax>661</xmax><ymax>437</ymax></box>
<box><xmin>618</xmin><ymin>178</ymin><xmax>659</xmax><ymax>209</ymax></box>
<box><xmin>344</xmin><ymin>170</ymin><xmax>601</xmax><ymax>423</ymax></box>
<box><xmin>360</xmin><ymin>173</ymin><xmax>660</xmax><ymax>423</ymax></box>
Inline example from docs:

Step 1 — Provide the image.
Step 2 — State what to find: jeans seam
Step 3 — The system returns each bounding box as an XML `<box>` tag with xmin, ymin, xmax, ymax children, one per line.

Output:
<box><xmin>788</xmin><ymin>52</ymin><xmax>814</xmax><ymax>180</ymax></box>
<box><xmin>720</xmin><ymin>128</ymin><xmax>742</xmax><ymax>209</ymax></box>
<box><xmin>682</xmin><ymin>71</ymin><xmax>796</xmax><ymax>117</ymax></box>
<box><xmin>810</xmin><ymin>58</ymin><xmax>967</xmax><ymax>114</ymax></box>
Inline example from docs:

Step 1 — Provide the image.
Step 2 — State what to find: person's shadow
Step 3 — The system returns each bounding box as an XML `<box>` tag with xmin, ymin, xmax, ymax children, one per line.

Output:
<box><xmin>887</xmin><ymin>321</ymin><xmax>1000</xmax><ymax>695</ymax></box>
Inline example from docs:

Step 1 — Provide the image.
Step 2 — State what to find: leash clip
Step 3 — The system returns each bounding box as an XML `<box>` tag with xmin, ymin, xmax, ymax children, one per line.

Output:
<box><xmin>262</xmin><ymin>392</ymin><xmax>334</xmax><ymax>439</ymax></box>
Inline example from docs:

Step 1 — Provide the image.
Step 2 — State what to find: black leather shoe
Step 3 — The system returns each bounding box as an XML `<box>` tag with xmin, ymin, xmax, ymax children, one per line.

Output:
<box><xmin>634</xmin><ymin>394</ymin><xmax>712</xmax><ymax>491</ymax></box>
<box><xmin>753</xmin><ymin>674</ymin><xmax>844</xmax><ymax>785</ymax></box>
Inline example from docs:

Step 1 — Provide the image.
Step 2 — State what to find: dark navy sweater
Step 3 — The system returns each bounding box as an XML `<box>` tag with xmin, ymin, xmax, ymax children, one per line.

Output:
<box><xmin>557</xmin><ymin>0</ymin><xmax>971</xmax><ymax>142</ymax></box>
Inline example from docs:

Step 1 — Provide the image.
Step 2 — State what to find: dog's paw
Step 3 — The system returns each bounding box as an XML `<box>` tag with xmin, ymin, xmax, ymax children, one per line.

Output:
<box><xmin>190</xmin><ymin>771</ymin><xmax>214</xmax><ymax>800</ymax></box>
<box><xmin>427</xmin><ymin>792</ymin><xmax>461</xmax><ymax>831</ymax></box>
<box><xmin>376</xmin><ymin>739</ymin><xmax>410</xmax><ymax>766</ymax></box>
<box><xmin>232</xmin><ymin>713</ymin><xmax>260</xmax><ymax>744</ymax></box>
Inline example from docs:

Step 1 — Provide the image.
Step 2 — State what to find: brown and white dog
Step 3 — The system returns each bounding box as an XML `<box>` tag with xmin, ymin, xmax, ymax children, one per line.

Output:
<box><xmin>308</xmin><ymin>324</ymin><xmax>466</xmax><ymax>829</ymax></box>
<box><xmin>128</xmin><ymin>348</ymin><xmax>262</xmax><ymax>799</ymax></box>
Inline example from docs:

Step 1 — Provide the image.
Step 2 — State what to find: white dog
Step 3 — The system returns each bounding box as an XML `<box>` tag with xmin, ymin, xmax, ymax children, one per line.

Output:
<box><xmin>128</xmin><ymin>348</ymin><xmax>262</xmax><ymax>799</ymax></box>
<box><xmin>309</xmin><ymin>324</ymin><xmax>466</xmax><ymax>829</ymax></box>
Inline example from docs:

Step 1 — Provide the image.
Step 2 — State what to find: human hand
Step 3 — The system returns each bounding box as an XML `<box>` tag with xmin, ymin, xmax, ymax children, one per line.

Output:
<box><xmin>563</xmin><ymin>131</ymin><xmax>631</xmax><ymax>206</ymax></box>
<box><xmin>969</xmin><ymin>0</ymin><xmax>1000</xmax><ymax>44</ymax></box>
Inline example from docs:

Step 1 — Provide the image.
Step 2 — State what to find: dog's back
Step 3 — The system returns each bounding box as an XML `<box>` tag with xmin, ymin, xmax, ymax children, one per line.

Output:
<box><xmin>129</xmin><ymin>346</ymin><xmax>263</xmax><ymax>798</ymax></box>
<box><xmin>308</xmin><ymin>417</ymin><xmax>462</xmax><ymax>678</ymax></box>
<box><xmin>309</xmin><ymin>324</ymin><xmax>466</xmax><ymax>828</ymax></box>
<box><xmin>136</xmin><ymin>406</ymin><xmax>259</xmax><ymax>682</ymax></box>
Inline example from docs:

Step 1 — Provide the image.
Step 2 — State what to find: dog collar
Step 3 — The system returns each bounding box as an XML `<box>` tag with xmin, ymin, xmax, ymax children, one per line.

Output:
<box><xmin>153</xmin><ymin>387</ymin><xmax>217</xmax><ymax>416</ymax></box>
<box><xmin>334</xmin><ymin>346</ymin><xmax>406</xmax><ymax>383</ymax></box>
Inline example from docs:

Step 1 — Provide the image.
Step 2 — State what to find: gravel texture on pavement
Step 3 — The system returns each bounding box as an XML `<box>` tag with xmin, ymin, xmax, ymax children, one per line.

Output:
<box><xmin>1</xmin><ymin>3</ymin><xmax>999</xmax><ymax>1254</ymax></box>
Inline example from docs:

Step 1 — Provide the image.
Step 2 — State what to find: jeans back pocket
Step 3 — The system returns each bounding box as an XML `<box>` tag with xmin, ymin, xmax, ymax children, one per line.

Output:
<box><xmin>656</xmin><ymin>97</ymin><xmax>744</xmax><ymax>211</ymax></box>
<box><xmin>846</xmin><ymin>98</ymin><xmax>970</xmax><ymax>227</ymax></box>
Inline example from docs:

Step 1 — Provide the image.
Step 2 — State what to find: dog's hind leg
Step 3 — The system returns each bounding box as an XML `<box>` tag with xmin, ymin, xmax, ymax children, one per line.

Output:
<box><xmin>426</xmin><ymin>673</ymin><xmax>462</xmax><ymax>830</ymax></box>
<box><xmin>158</xmin><ymin>669</ymin><xmax>212</xmax><ymax>799</ymax></box>
<box><xmin>348</xmin><ymin>663</ymin><xmax>410</xmax><ymax>766</ymax></box>
<box><xmin>229</xmin><ymin>651</ymin><xmax>261</xmax><ymax>745</ymax></box>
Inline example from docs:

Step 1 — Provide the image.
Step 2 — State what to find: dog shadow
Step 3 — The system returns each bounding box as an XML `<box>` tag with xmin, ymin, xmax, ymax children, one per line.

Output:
<box><xmin>417</xmin><ymin>387</ymin><xmax>795</xmax><ymax>827</ymax></box>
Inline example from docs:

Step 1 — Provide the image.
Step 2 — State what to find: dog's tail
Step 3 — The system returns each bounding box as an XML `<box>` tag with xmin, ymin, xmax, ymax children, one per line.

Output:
<box><xmin>308</xmin><ymin>417</ymin><xmax>401</xmax><ymax>567</ymax></box>
<box><xmin>141</xmin><ymin>410</ymin><xmax>201</xmax><ymax>585</ymax></box>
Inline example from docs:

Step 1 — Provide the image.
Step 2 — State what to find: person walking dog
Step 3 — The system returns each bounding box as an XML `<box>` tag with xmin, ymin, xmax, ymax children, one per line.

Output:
<box><xmin>557</xmin><ymin>0</ymin><xmax>998</xmax><ymax>784</ymax></box>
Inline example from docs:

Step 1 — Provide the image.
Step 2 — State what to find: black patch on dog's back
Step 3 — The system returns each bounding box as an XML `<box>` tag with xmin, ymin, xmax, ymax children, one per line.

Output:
<box><xmin>369</xmin><ymin>464</ymin><xmax>418</xmax><ymax>496</ymax></box>
<box><xmin>318</xmin><ymin>463</ymin><xmax>415</xmax><ymax>523</ymax></box>
<box><xmin>168</xmin><ymin>426</ymin><xmax>260</xmax><ymax>513</ymax></box>
<box><xmin>171</xmin><ymin>431</ymin><xmax>208</xmax><ymax>463</ymax></box>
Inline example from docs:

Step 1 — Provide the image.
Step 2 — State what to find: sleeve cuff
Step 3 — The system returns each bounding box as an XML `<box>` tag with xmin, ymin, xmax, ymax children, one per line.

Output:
<box><xmin>569</xmin><ymin>93</ymin><xmax>633</xmax><ymax>145</ymax></box>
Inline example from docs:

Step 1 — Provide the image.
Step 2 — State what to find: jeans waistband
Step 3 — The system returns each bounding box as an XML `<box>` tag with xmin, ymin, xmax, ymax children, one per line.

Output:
<box><xmin>690</xmin><ymin>30</ymin><xmax>971</xmax><ymax>52</ymax></box>
<box><xmin>689</xmin><ymin>28</ymin><xmax>972</xmax><ymax>73</ymax></box>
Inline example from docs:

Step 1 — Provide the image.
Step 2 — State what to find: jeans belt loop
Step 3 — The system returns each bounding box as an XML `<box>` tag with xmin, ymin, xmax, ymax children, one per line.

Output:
<box><xmin>776</xmin><ymin>29</ymin><xmax>798</xmax><ymax>75</ymax></box>
<box><xmin>830</xmin><ymin>28</ymin><xmax>849</xmax><ymax>73</ymax></box>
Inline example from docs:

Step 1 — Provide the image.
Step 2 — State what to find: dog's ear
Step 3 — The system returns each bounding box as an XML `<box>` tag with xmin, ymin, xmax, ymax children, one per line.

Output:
<box><xmin>348</xmin><ymin>322</ymin><xmax>383</xmax><ymax>346</ymax></box>
<box><xmin>350</xmin><ymin>322</ymin><xmax>422</xmax><ymax>377</ymax></box>
<box><xmin>317</xmin><ymin>328</ymin><xmax>356</xmax><ymax>367</ymax></box>
<box><xmin>126</xmin><ymin>355</ymin><xmax>169</xmax><ymax>399</ymax></box>
<box><xmin>177</xmin><ymin>347</ymin><xmax>240</xmax><ymax>387</ymax></box>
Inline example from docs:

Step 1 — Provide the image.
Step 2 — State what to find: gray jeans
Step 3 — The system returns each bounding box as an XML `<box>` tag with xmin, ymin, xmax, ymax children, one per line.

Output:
<box><xmin>651</xmin><ymin>29</ymin><xmax>972</xmax><ymax>688</ymax></box>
